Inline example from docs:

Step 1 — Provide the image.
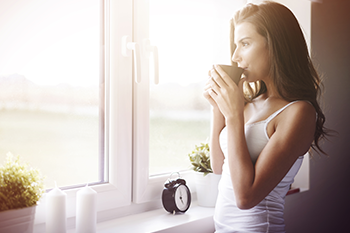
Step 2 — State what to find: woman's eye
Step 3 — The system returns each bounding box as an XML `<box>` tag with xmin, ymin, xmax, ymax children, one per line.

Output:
<box><xmin>242</xmin><ymin>42</ymin><xmax>249</xmax><ymax>47</ymax></box>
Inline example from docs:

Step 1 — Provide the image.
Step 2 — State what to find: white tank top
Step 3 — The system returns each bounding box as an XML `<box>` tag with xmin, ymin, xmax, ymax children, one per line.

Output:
<box><xmin>214</xmin><ymin>101</ymin><xmax>306</xmax><ymax>233</ymax></box>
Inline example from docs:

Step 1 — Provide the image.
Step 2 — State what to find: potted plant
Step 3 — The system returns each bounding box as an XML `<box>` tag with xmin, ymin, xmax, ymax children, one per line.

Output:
<box><xmin>0</xmin><ymin>152</ymin><xmax>45</xmax><ymax>233</ymax></box>
<box><xmin>188</xmin><ymin>143</ymin><xmax>221</xmax><ymax>207</ymax></box>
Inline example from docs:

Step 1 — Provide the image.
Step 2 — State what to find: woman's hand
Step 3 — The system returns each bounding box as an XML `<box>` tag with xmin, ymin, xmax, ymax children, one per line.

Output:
<box><xmin>203</xmin><ymin>75</ymin><xmax>220</xmax><ymax>111</ymax></box>
<box><xmin>206</xmin><ymin>65</ymin><xmax>246</xmax><ymax>121</ymax></box>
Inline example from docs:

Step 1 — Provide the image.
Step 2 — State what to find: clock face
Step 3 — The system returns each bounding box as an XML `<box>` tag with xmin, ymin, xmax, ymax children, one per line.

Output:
<box><xmin>174</xmin><ymin>184</ymin><xmax>190</xmax><ymax>211</ymax></box>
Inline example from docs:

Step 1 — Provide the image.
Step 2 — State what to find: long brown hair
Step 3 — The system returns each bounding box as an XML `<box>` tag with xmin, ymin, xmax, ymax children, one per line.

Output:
<box><xmin>230</xmin><ymin>1</ymin><xmax>329</xmax><ymax>154</ymax></box>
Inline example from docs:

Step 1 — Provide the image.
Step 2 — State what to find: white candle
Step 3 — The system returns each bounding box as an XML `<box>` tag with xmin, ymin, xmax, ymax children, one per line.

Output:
<box><xmin>76</xmin><ymin>185</ymin><xmax>97</xmax><ymax>233</ymax></box>
<box><xmin>46</xmin><ymin>182</ymin><xmax>67</xmax><ymax>233</ymax></box>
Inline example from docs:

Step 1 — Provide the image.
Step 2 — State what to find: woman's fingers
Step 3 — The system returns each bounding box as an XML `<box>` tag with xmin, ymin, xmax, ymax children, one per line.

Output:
<box><xmin>209</xmin><ymin>69</ymin><xmax>222</xmax><ymax>88</ymax></box>
<box><xmin>205</xmin><ymin>65</ymin><xmax>235</xmax><ymax>110</ymax></box>
<box><xmin>204</xmin><ymin>76</ymin><xmax>220</xmax><ymax>94</ymax></box>
<box><xmin>212</xmin><ymin>65</ymin><xmax>232</xmax><ymax>87</ymax></box>
<box><xmin>203</xmin><ymin>87</ymin><xmax>218</xmax><ymax>108</ymax></box>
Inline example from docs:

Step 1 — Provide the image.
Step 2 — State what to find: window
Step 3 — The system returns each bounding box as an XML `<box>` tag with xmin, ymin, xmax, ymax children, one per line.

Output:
<box><xmin>0</xmin><ymin>0</ymin><xmax>105</xmax><ymax>189</ymax></box>
<box><xmin>148</xmin><ymin>0</ymin><xmax>249</xmax><ymax>176</ymax></box>
<box><xmin>132</xmin><ymin>0</ymin><xmax>243</xmax><ymax>203</ymax></box>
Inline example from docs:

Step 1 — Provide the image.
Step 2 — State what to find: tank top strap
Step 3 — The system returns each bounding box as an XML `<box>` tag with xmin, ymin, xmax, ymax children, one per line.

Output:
<box><xmin>265</xmin><ymin>101</ymin><xmax>300</xmax><ymax>125</ymax></box>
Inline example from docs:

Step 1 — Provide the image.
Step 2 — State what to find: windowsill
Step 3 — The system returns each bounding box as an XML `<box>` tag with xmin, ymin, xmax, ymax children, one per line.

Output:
<box><xmin>67</xmin><ymin>202</ymin><xmax>215</xmax><ymax>233</ymax></box>
<box><xmin>32</xmin><ymin>187</ymin><xmax>305</xmax><ymax>233</ymax></box>
<box><xmin>61</xmin><ymin>188</ymin><xmax>302</xmax><ymax>233</ymax></box>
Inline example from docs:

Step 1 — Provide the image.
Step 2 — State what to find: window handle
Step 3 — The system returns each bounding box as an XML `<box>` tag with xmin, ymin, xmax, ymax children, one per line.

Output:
<box><xmin>122</xmin><ymin>35</ymin><xmax>141</xmax><ymax>83</ymax></box>
<box><xmin>143</xmin><ymin>39</ymin><xmax>159</xmax><ymax>85</ymax></box>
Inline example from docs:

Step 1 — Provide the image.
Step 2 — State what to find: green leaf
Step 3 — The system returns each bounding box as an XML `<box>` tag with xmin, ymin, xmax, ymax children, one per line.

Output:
<box><xmin>0</xmin><ymin>153</ymin><xmax>45</xmax><ymax>211</ymax></box>
<box><xmin>188</xmin><ymin>143</ymin><xmax>213</xmax><ymax>174</ymax></box>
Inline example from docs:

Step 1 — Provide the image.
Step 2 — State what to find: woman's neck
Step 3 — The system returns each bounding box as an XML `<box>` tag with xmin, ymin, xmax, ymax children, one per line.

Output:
<box><xmin>261</xmin><ymin>78</ymin><xmax>280</xmax><ymax>100</ymax></box>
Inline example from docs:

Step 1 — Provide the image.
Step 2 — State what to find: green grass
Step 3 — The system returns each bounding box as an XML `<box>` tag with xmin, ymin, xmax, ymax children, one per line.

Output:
<box><xmin>0</xmin><ymin>109</ymin><xmax>210</xmax><ymax>188</ymax></box>
<box><xmin>149</xmin><ymin>117</ymin><xmax>210</xmax><ymax>175</ymax></box>
<box><xmin>0</xmin><ymin>109</ymin><xmax>99</xmax><ymax>189</ymax></box>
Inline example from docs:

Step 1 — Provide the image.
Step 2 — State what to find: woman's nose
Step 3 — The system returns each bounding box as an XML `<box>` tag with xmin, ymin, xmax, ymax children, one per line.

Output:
<box><xmin>231</xmin><ymin>49</ymin><xmax>240</xmax><ymax>63</ymax></box>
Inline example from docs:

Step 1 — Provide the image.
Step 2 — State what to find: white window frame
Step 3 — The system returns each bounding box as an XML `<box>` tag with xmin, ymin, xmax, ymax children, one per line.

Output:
<box><xmin>131</xmin><ymin>0</ymin><xmax>212</xmax><ymax>204</ymax></box>
<box><xmin>132</xmin><ymin>0</ymin><xmax>169</xmax><ymax>204</ymax></box>
<box><xmin>34</xmin><ymin>0</ymin><xmax>133</xmax><ymax>225</ymax></box>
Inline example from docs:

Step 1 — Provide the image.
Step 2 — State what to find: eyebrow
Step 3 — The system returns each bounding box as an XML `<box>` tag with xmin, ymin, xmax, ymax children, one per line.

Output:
<box><xmin>235</xmin><ymin>37</ymin><xmax>252</xmax><ymax>45</ymax></box>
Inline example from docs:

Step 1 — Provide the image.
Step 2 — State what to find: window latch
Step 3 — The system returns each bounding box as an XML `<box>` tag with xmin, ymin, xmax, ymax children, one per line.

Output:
<box><xmin>122</xmin><ymin>35</ymin><xmax>141</xmax><ymax>83</ymax></box>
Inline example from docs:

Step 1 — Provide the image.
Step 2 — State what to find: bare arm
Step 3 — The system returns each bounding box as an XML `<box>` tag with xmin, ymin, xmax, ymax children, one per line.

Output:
<box><xmin>203</xmin><ymin>76</ymin><xmax>226</xmax><ymax>174</ymax></box>
<box><xmin>209</xmin><ymin>108</ymin><xmax>225</xmax><ymax>174</ymax></box>
<box><xmin>225</xmin><ymin>102</ymin><xmax>315</xmax><ymax>209</ymax></box>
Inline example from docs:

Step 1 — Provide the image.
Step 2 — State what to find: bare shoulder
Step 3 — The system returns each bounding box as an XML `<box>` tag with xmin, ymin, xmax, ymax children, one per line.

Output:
<box><xmin>275</xmin><ymin>100</ymin><xmax>317</xmax><ymax>139</ymax></box>
<box><xmin>283</xmin><ymin>101</ymin><xmax>316</xmax><ymax>122</ymax></box>
<box><xmin>270</xmin><ymin>100</ymin><xmax>316</xmax><ymax>157</ymax></box>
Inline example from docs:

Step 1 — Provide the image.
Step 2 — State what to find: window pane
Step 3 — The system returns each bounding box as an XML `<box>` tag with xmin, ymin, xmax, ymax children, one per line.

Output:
<box><xmin>148</xmin><ymin>0</ymin><xmax>238</xmax><ymax>176</ymax></box>
<box><xmin>0</xmin><ymin>0</ymin><xmax>103</xmax><ymax>189</ymax></box>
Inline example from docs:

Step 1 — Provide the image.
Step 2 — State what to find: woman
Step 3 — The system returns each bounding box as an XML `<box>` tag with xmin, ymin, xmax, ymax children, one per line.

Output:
<box><xmin>203</xmin><ymin>1</ymin><xmax>328</xmax><ymax>232</ymax></box>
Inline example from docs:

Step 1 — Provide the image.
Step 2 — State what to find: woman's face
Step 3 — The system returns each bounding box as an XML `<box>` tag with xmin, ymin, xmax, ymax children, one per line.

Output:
<box><xmin>232</xmin><ymin>22</ymin><xmax>270</xmax><ymax>83</ymax></box>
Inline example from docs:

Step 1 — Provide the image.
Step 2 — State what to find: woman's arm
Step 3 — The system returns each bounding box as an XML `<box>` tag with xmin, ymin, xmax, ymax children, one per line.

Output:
<box><xmin>209</xmin><ymin>108</ymin><xmax>225</xmax><ymax>174</ymax></box>
<box><xmin>225</xmin><ymin>101</ymin><xmax>315</xmax><ymax>209</ymax></box>
<box><xmin>203</xmin><ymin>76</ymin><xmax>226</xmax><ymax>174</ymax></box>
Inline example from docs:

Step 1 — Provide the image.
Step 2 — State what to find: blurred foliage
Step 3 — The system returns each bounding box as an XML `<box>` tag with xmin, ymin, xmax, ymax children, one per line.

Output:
<box><xmin>188</xmin><ymin>142</ymin><xmax>212</xmax><ymax>176</ymax></box>
<box><xmin>0</xmin><ymin>153</ymin><xmax>45</xmax><ymax>211</ymax></box>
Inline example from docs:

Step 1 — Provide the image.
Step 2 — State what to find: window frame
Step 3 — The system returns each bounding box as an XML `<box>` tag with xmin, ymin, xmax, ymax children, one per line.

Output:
<box><xmin>132</xmin><ymin>0</ymin><xmax>157</xmax><ymax>204</ymax></box>
<box><xmin>132</xmin><ymin>0</ymin><xmax>202</xmax><ymax>204</ymax></box>
<box><xmin>34</xmin><ymin>0</ymin><xmax>133</xmax><ymax>224</ymax></box>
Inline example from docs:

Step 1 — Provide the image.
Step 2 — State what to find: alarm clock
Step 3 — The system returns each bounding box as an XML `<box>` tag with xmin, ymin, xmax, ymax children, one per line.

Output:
<box><xmin>162</xmin><ymin>173</ymin><xmax>191</xmax><ymax>214</ymax></box>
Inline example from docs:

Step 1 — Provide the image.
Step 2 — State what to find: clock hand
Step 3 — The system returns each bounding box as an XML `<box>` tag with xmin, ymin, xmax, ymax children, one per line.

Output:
<box><xmin>179</xmin><ymin>188</ymin><xmax>184</xmax><ymax>204</ymax></box>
